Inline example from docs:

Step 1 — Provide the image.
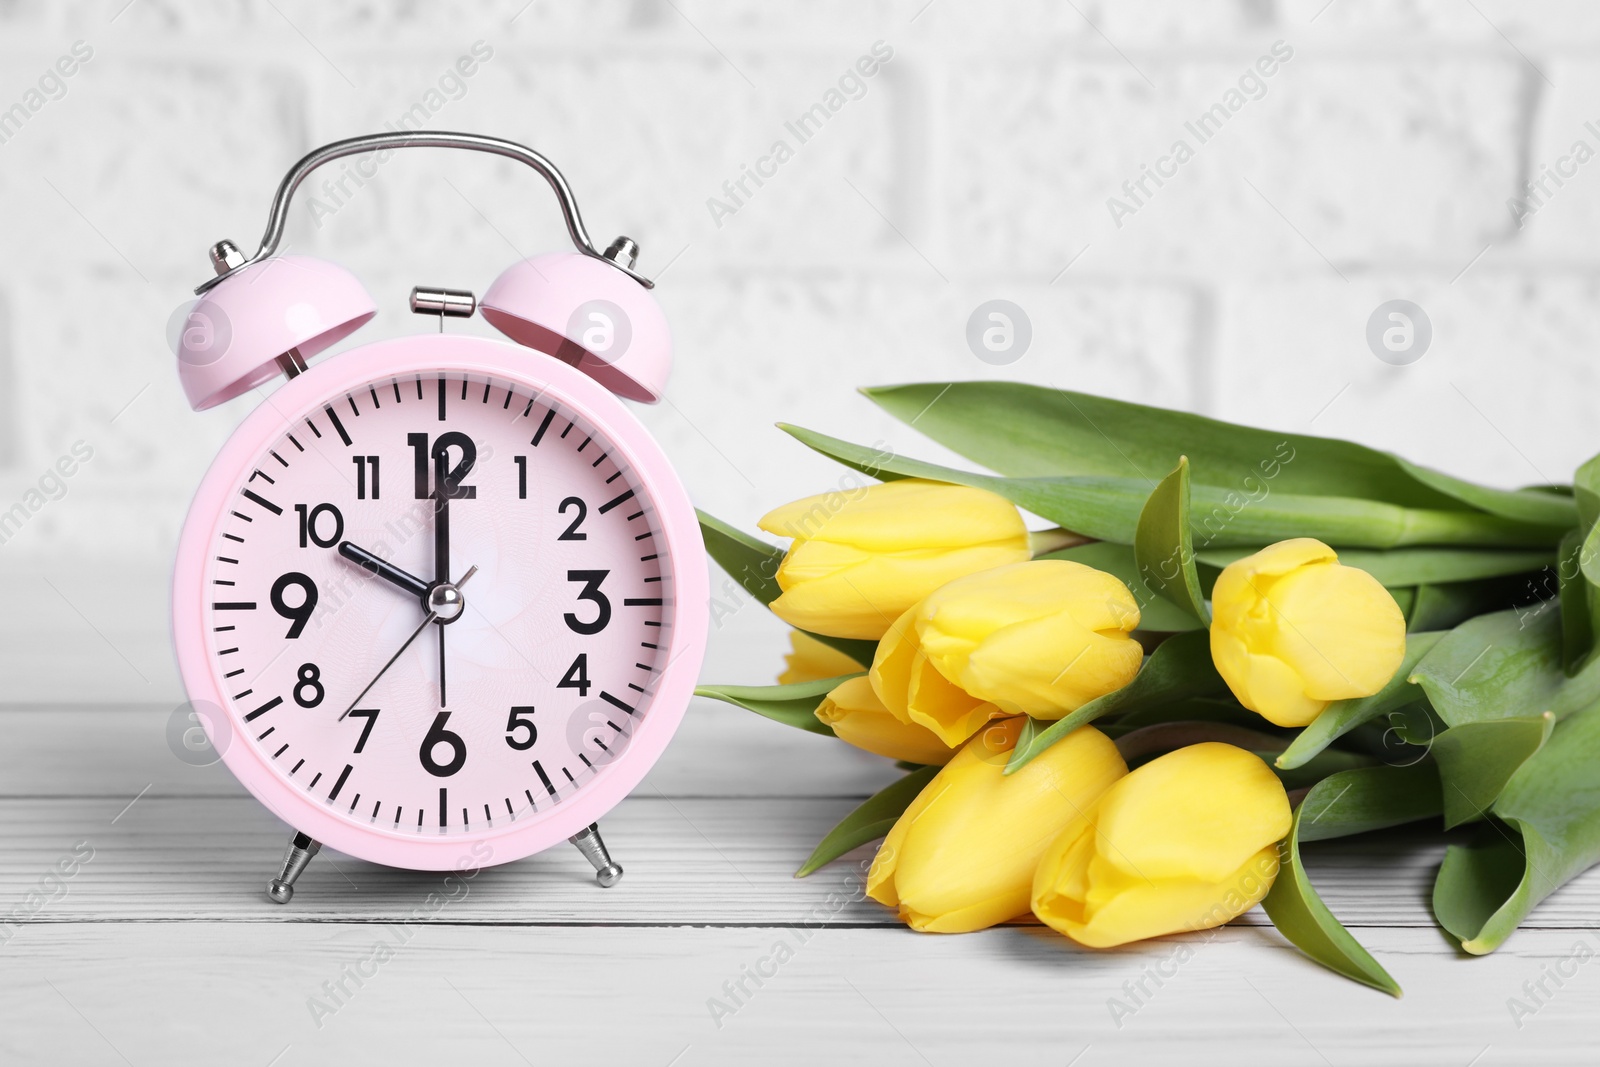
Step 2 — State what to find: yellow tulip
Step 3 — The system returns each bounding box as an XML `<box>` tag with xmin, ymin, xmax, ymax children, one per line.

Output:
<box><xmin>759</xmin><ymin>479</ymin><xmax>1031</xmax><ymax>640</ymax></box>
<box><xmin>777</xmin><ymin>630</ymin><xmax>864</xmax><ymax>685</ymax></box>
<box><xmin>868</xmin><ymin>717</ymin><xmax>1127</xmax><ymax>933</ymax></box>
<box><xmin>1210</xmin><ymin>538</ymin><xmax>1407</xmax><ymax>728</ymax></box>
<box><xmin>815</xmin><ymin>677</ymin><xmax>957</xmax><ymax>766</ymax></box>
<box><xmin>1032</xmin><ymin>743</ymin><xmax>1291</xmax><ymax>948</ymax></box>
<box><xmin>871</xmin><ymin>560</ymin><xmax>1143</xmax><ymax>744</ymax></box>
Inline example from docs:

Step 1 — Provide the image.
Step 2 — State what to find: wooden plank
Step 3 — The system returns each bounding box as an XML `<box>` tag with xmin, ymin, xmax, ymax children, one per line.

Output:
<box><xmin>4</xmin><ymin>794</ymin><xmax>1599</xmax><ymax>931</ymax></box>
<box><xmin>3</xmin><ymin>923</ymin><xmax>1596</xmax><ymax>1066</ymax></box>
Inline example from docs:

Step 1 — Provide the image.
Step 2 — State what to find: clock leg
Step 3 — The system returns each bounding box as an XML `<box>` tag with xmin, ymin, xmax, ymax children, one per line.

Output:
<box><xmin>267</xmin><ymin>831</ymin><xmax>322</xmax><ymax>904</ymax></box>
<box><xmin>568</xmin><ymin>823</ymin><xmax>623</xmax><ymax>888</ymax></box>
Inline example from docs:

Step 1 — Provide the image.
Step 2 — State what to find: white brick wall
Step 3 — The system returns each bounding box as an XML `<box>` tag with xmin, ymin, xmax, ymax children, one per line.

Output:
<box><xmin>0</xmin><ymin>0</ymin><xmax>1593</xmax><ymax>699</ymax></box>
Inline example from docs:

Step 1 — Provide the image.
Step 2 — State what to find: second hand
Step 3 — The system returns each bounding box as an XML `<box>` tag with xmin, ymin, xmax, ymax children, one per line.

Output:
<box><xmin>339</xmin><ymin>565</ymin><xmax>478</xmax><ymax>721</ymax></box>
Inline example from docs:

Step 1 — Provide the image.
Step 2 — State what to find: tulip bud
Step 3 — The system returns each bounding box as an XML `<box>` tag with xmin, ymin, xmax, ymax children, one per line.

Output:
<box><xmin>777</xmin><ymin>630</ymin><xmax>865</xmax><ymax>686</ymax></box>
<box><xmin>1210</xmin><ymin>538</ymin><xmax>1407</xmax><ymax>728</ymax></box>
<box><xmin>815</xmin><ymin>676</ymin><xmax>957</xmax><ymax>766</ymax></box>
<box><xmin>759</xmin><ymin>479</ymin><xmax>1031</xmax><ymax>640</ymax></box>
<box><xmin>871</xmin><ymin>560</ymin><xmax>1143</xmax><ymax>744</ymax></box>
<box><xmin>1032</xmin><ymin>743</ymin><xmax>1291</xmax><ymax>948</ymax></box>
<box><xmin>867</xmin><ymin>717</ymin><xmax>1127</xmax><ymax>933</ymax></box>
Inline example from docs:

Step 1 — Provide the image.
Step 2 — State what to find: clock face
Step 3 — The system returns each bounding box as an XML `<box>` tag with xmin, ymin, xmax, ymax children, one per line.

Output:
<box><xmin>196</xmin><ymin>368</ymin><xmax>677</xmax><ymax>842</ymax></box>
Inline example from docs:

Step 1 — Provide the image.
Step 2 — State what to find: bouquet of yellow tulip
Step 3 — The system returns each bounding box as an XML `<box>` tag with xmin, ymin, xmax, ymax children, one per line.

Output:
<box><xmin>696</xmin><ymin>382</ymin><xmax>1600</xmax><ymax>995</ymax></box>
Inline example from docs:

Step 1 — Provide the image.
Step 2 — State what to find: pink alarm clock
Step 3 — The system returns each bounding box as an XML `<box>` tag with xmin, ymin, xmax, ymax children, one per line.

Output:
<box><xmin>169</xmin><ymin>132</ymin><xmax>708</xmax><ymax>902</ymax></box>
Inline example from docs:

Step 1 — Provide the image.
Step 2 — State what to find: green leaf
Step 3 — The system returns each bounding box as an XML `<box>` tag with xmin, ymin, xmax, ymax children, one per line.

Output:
<box><xmin>1195</xmin><ymin>546</ymin><xmax>1554</xmax><ymax>589</ymax></box>
<box><xmin>1431</xmin><ymin>706</ymin><xmax>1600</xmax><ymax>954</ymax></box>
<box><xmin>1134</xmin><ymin>457</ymin><xmax>1210</xmax><ymax>623</ymax></box>
<box><xmin>1433</xmin><ymin>834</ymin><xmax>1525</xmax><ymax>947</ymax></box>
<box><xmin>1432</xmin><ymin>714</ymin><xmax>1554</xmax><ymax>829</ymax></box>
<box><xmin>1041</xmin><ymin>542</ymin><xmax>1205</xmax><ymax>632</ymax></box>
<box><xmin>795</xmin><ymin>765</ymin><xmax>940</xmax><ymax>877</ymax></box>
<box><xmin>1004</xmin><ymin>630</ymin><xmax>1226</xmax><ymax>774</ymax></box>
<box><xmin>1276</xmin><ymin>631</ymin><xmax>1445</xmax><ymax>770</ymax></box>
<box><xmin>693</xmin><ymin>676</ymin><xmax>857</xmax><ymax>736</ymax></box>
<box><xmin>696</xmin><ymin>510</ymin><xmax>879</xmax><ymax>666</ymax></box>
<box><xmin>1410</xmin><ymin>605</ymin><xmax>1600</xmax><ymax>727</ymax></box>
<box><xmin>863</xmin><ymin>382</ymin><xmax>1576</xmax><ymax>528</ymax></box>
<box><xmin>1559</xmin><ymin>529</ymin><xmax>1599</xmax><ymax>674</ymax></box>
<box><xmin>779</xmin><ymin>424</ymin><xmax>1562</xmax><ymax>550</ymax></box>
<box><xmin>1404</xmin><ymin>577</ymin><xmax>1536</xmax><ymax>634</ymax></box>
<box><xmin>1260</xmin><ymin>763</ymin><xmax>1443</xmax><ymax>996</ymax></box>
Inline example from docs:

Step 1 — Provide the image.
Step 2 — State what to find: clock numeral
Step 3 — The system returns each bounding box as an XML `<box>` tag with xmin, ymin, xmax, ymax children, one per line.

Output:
<box><xmin>514</xmin><ymin>455</ymin><xmax>527</xmax><ymax>500</ymax></box>
<box><xmin>294</xmin><ymin>503</ymin><xmax>344</xmax><ymax>548</ymax></box>
<box><xmin>293</xmin><ymin>663</ymin><xmax>325</xmax><ymax>708</ymax></box>
<box><xmin>270</xmin><ymin>572</ymin><xmax>318</xmax><ymax>638</ymax></box>
<box><xmin>558</xmin><ymin>496</ymin><xmax>588</xmax><ymax>541</ymax></box>
<box><xmin>352</xmin><ymin>455</ymin><xmax>381</xmax><ymax>499</ymax></box>
<box><xmin>419</xmin><ymin>711</ymin><xmax>467</xmax><ymax>777</ymax></box>
<box><xmin>348</xmin><ymin>707</ymin><xmax>380</xmax><ymax>754</ymax></box>
<box><xmin>564</xmin><ymin>570</ymin><xmax>611</xmax><ymax>635</ymax></box>
<box><xmin>558</xmin><ymin>653</ymin><xmax>592</xmax><ymax>697</ymax></box>
<box><xmin>505</xmin><ymin>706</ymin><xmax>538</xmax><ymax>751</ymax></box>
<box><xmin>408</xmin><ymin>432</ymin><xmax>477</xmax><ymax>500</ymax></box>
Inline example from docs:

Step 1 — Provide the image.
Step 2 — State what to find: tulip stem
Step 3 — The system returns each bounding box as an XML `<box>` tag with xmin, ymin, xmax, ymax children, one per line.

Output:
<box><xmin>1030</xmin><ymin>527</ymin><xmax>1095</xmax><ymax>556</ymax></box>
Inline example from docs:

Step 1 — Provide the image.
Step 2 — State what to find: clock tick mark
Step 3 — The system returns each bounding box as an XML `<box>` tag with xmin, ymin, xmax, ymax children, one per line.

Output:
<box><xmin>324</xmin><ymin>406</ymin><xmax>352</xmax><ymax>446</ymax></box>
<box><xmin>460</xmin><ymin>378</ymin><xmax>469</xmax><ymax>401</ymax></box>
<box><xmin>437</xmin><ymin>376</ymin><xmax>447</xmax><ymax>421</ymax></box>
<box><xmin>213</xmin><ymin>601</ymin><xmax>256</xmax><ymax>611</ymax></box>
<box><xmin>290</xmin><ymin>759</ymin><xmax>304</xmax><ymax>775</ymax></box>
<box><xmin>560</xmin><ymin>421</ymin><xmax>574</xmax><ymax>439</ymax></box>
<box><xmin>577</xmin><ymin>435</ymin><xmax>591</xmax><ymax>452</ymax></box>
<box><xmin>640</xmin><ymin>554</ymin><xmax>658</xmax><ymax>562</ymax></box>
<box><xmin>605</xmin><ymin>470</ymin><xmax>624</xmax><ymax>484</ymax></box>
<box><xmin>439</xmin><ymin>787</ymin><xmax>448</xmax><ymax>828</ymax></box>
<box><xmin>481</xmin><ymin>382</ymin><xmax>491</xmax><ymax>404</ymax></box>
<box><xmin>213</xmin><ymin>625</ymin><xmax>236</xmax><ymax>633</ymax></box>
<box><xmin>270</xmin><ymin>451</ymin><xmax>289</xmax><ymax>467</ymax></box>
<box><xmin>244</xmin><ymin>696</ymin><xmax>282</xmax><ymax>721</ymax></box>
<box><xmin>304</xmin><ymin>418</ymin><xmax>322</xmax><ymax>439</ymax></box>
<box><xmin>218</xmin><ymin>647</ymin><xmax>239</xmax><ymax>656</ymax></box>
<box><xmin>241</xmin><ymin>489</ymin><xmax>283</xmax><ymax>518</ymax></box>
<box><xmin>309</xmin><ymin>772</ymin><xmax>322</xmax><ymax>789</ymax></box>
<box><xmin>524</xmin><ymin>788</ymin><xmax>538</xmax><ymax>812</ymax></box>
<box><xmin>232</xmin><ymin>689</ymin><xmax>253</xmax><ymax>700</ymax></box>
<box><xmin>578</xmin><ymin>753</ymin><xmax>593</xmax><ymax>769</ymax></box>
<box><xmin>212</xmin><ymin>579</ymin><xmax>235</xmax><ymax>587</ymax></box>
<box><xmin>350</xmin><ymin>395</ymin><xmax>363</xmax><ymax>418</ymax></box>
<box><xmin>216</xmin><ymin>556</ymin><xmax>239</xmax><ymax>565</ymax></box>
<box><xmin>600</xmin><ymin>691</ymin><xmax>636</xmax><ymax>715</ymax></box>
<box><xmin>249</xmin><ymin>469</ymin><xmax>275</xmax><ymax>485</ymax></box>
<box><xmin>627</xmin><ymin>683</ymin><xmax>645</xmax><ymax>693</ymax></box>
<box><xmin>598</xmin><ymin>488</ymin><xmax>635</xmax><ymax>514</ymax></box>
<box><xmin>562</xmin><ymin>767</ymin><xmax>576</xmax><ymax>784</ymax></box>
<box><xmin>373</xmin><ymin>800</ymin><xmax>381</xmax><ymax>820</ymax></box>
<box><xmin>349</xmin><ymin>793</ymin><xmax>361</xmax><ymax>813</ymax></box>
<box><xmin>534</xmin><ymin>761</ymin><xmax>558</xmax><ymax>797</ymax></box>
<box><xmin>531</xmin><ymin>408</ymin><xmax>556</xmax><ymax>446</ymax></box>
<box><xmin>592</xmin><ymin>452</ymin><xmax>608</xmax><ymax>468</ymax></box>
<box><xmin>273</xmin><ymin>744</ymin><xmax>289</xmax><ymax>759</ymax></box>
<box><xmin>223</xmin><ymin>533</ymin><xmax>245</xmax><ymax>544</ymax></box>
<box><xmin>256</xmin><ymin>727</ymin><xmax>275</xmax><ymax>740</ymax></box>
<box><xmin>392</xmin><ymin>379</ymin><xmax>403</xmax><ymax>404</ymax></box>
<box><xmin>224</xmin><ymin>668</ymin><xmax>244</xmax><ymax>679</ymax></box>
<box><xmin>230</xmin><ymin>511</ymin><xmax>253</xmax><ymax>523</ymax></box>
<box><xmin>287</xmin><ymin>434</ymin><xmax>304</xmax><ymax>452</ymax></box>
<box><xmin>328</xmin><ymin>764</ymin><xmax>353</xmax><ymax>802</ymax></box>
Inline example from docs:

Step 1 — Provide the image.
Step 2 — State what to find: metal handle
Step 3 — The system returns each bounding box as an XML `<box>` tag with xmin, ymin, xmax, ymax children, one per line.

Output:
<box><xmin>196</xmin><ymin>130</ymin><xmax>651</xmax><ymax>293</ymax></box>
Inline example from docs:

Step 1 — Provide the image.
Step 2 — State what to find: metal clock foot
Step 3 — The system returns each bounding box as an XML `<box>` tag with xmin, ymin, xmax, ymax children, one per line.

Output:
<box><xmin>267</xmin><ymin>831</ymin><xmax>322</xmax><ymax>904</ymax></box>
<box><xmin>568</xmin><ymin>823</ymin><xmax>623</xmax><ymax>888</ymax></box>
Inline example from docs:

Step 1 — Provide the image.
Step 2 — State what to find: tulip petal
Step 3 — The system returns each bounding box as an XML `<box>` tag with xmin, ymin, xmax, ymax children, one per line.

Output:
<box><xmin>1269</xmin><ymin>564</ymin><xmax>1408</xmax><ymax>700</ymax></box>
<box><xmin>759</xmin><ymin>479</ymin><xmax>1027</xmax><ymax>552</ymax></box>
<box><xmin>779</xmin><ymin>630</ymin><xmax>866</xmax><ymax>685</ymax></box>
<box><xmin>871</xmin><ymin>720</ymin><xmax>1126</xmax><ymax>934</ymax></box>
<box><xmin>817</xmin><ymin>677</ymin><xmax>959</xmax><ymax>765</ymax></box>
<box><xmin>1056</xmin><ymin>847</ymin><xmax>1281</xmax><ymax>948</ymax></box>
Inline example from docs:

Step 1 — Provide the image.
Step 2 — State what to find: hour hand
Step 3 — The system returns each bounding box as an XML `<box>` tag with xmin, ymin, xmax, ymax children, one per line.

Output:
<box><xmin>337</xmin><ymin>541</ymin><xmax>430</xmax><ymax>602</ymax></box>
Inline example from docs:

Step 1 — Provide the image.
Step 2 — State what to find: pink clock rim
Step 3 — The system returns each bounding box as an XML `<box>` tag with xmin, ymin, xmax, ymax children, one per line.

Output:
<box><xmin>171</xmin><ymin>335</ymin><xmax>709</xmax><ymax>872</ymax></box>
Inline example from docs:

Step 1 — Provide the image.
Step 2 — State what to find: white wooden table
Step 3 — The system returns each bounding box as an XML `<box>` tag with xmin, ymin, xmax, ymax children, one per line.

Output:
<box><xmin>3</xmin><ymin>692</ymin><xmax>1598</xmax><ymax>1063</ymax></box>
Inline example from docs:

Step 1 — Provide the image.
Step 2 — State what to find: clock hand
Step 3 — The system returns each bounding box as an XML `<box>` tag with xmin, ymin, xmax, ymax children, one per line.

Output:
<box><xmin>433</xmin><ymin>454</ymin><xmax>451</xmax><ymax>711</ymax></box>
<box><xmin>337</xmin><ymin>541</ymin><xmax>430</xmax><ymax>602</ymax></box>
<box><xmin>339</xmin><ymin>565</ymin><xmax>477</xmax><ymax>721</ymax></box>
